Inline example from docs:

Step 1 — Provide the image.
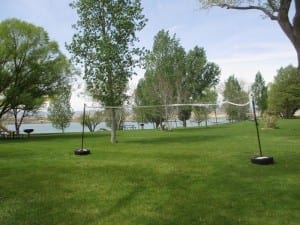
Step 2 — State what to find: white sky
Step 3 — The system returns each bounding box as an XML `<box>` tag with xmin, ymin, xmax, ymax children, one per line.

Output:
<box><xmin>0</xmin><ymin>0</ymin><xmax>296</xmax><ymax>110</ymax></box>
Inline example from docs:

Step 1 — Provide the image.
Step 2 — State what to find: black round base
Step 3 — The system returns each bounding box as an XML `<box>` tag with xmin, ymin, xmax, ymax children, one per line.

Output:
<box><xmin>251</xmin><ymin>156</ymin><xmax>274</xmax><ymax>165</ymax></box>
<box><xmin>74</xmin><ymin>148</ymin><xmax>91</xmax><ymax>155</ymax></box>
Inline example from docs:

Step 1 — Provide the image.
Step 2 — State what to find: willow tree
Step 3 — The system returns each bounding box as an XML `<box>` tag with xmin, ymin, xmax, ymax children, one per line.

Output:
<box><xmin>198</xmin><ymin>0</ymin><xmax>300</xmax><ymax>70</ymax></box>
<box><xmin>0</xmin><ymin>18</ymin><xmax>71</xmax><ymax>134</ymax></box>
<box><xmin>67</xmin><ymin>0</ymin><xmax>147</xmax><ymax>143</ymax></box>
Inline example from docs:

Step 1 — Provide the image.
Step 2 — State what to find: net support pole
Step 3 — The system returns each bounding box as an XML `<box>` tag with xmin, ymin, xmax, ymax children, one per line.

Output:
<box><xmin>81</xmin><ymin>103</ymin><xmax>86</xmax><ymax>150</ymax></box>
<box><xmin>74</xmin><ymin>103</ymin><xmax>90</xmax><ymax>155</ymax></box>
<box><xmin>251</xmin><ymin>96</ymin><xmax>263</xmax><ymax>157</ymax></box>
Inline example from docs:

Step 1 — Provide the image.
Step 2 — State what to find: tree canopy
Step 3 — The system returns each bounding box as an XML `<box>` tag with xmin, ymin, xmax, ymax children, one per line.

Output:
<box><xmin>268</xmin><ymin>65</ymin><xmax>300</xmax><ymax>118</ymax></box>
<box><xmin>135</xmin><ymin>30</ymin><xmax>220</xmax><ymax>128</ymax></box>
<box><xmin>0</xmin><ymin>18</ymin><xmax>71</xmax><ymax>128</ymax></box>
<box><xmin>198</xmin><ymin>0</ymin><xmax>300</xmax><ymax>70</ymax></box>
<box><xmin>251</xmin><ymin>71</ymin><xmax>268</xmax><ymax>116</ymax></box>
<box><xmin>223</xmin><ymin>75</ymin><xmax>249</xmax><ymax>121</ymax></box>
<box><xmin>48</xmin><ymin>86</ymin><xmax>74</xmax><ymax>133</ymax></box>
<box><xmin>67</xmin><ymin>0</ymin><xmax>147</xmax><ymax>143</ymax></box>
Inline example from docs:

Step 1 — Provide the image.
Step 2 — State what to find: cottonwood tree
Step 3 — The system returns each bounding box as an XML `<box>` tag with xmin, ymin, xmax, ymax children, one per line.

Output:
<box><xmin>198</xmin><ymin>0</ymin><xmax>300</xmax><ymax>70</ymax></box>
<box><xmin>67</xmin><ymin>0</ymin><xmax>147</xmax><ymax>143</ymax></box>
<box><xmin>223</xmin><ymin>75</ymin><xmax>249</xmax><ymax>121</ymax></box>
<box><xmin>192</xmin><ymin>88</ymin><xmax>218</xmax><ymax>127</ymax></box>
<box><xmin>268</xmin><ymin>65</ymin><xmax>300</xmax><ymax>118</ymax></box>
<box><xmin>134</xmin><ymin>77</ymin><xmax>164</xmax><ymax>128</ymax></box>
<box><xmin>142</xmin><ymin>30</ymin><xmax>184</xmax><ymax>130</ymax></box>
<box><xmin>0</xmin><ymin>18</ymin><xmax>72</xmax><ymax>134</ymax></box>
<box><xmin>80</xmin><ymin>110</ymin><xmax>105</xmax><ymax>132</ymax></box>
<box><xmin>183</xmin><ymin>46</ymin><xmax>220</xmax><ymax>127</ymax></box>
<box><xmin>136</xmin><ymin>30</ymin><xmax>220</xmax><ymax>129</ymax></box>
<box><xmin>48</xmin><ymin>86</ymin><xmax>74</xmax><ymax>133</ymax></box>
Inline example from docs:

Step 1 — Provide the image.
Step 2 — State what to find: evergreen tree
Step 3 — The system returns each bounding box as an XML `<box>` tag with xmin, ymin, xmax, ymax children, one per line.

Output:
<box><xmin>251</xmin><ymin>71</ymin><xmax>268</xmax><ymax>116</ymax></box>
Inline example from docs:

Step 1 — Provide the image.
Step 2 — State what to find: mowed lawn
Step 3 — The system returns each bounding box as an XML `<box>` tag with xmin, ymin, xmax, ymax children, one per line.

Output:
<box><xmin>0</xmin><ymin>120</ymin><xmax>299</xmax><ymax>225</ymax></box>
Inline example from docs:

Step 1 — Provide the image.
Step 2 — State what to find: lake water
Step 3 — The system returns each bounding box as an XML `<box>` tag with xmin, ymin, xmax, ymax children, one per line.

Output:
<box><xmin>6</xmin><ymin>118</ymin><xmax>228</xmax><ymax>134</ymax></box>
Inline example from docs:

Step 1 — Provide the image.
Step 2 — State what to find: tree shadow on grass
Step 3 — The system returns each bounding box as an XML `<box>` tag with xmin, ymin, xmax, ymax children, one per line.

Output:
<box><xmin>100</xmin><ymin>187</ymin><xmax>142</xmax><ymax>220</ymax></box>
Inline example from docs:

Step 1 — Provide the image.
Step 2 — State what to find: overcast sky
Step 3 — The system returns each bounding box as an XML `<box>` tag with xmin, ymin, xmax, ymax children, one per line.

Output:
<box><xmin>0</xmin><ymin>0</ymin><xmax>296</xmax><ymax>110</ymax></box>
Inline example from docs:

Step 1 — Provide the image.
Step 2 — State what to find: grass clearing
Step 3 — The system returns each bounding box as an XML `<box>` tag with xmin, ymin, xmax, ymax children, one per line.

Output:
<box><xmin>0</xmin><ymin>120</ymin><xmax>299</xmax><ymax>225</ymax></box>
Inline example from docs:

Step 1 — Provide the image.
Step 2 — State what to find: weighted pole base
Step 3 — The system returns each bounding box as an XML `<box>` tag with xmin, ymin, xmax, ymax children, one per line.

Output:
<box><xmin>74</xmin><ymin>149</ymin><xmax>91</xmax><ymax>155</ymax></box>
<box><xmin>251</xmin><ymin>156</ymin><xmax>274</xmax><ymax>165</ymax></box>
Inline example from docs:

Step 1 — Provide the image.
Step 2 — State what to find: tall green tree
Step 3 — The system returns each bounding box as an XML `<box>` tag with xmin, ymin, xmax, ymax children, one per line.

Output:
<box><xmin>268</xmin><ymin>65</ymin><xmax>300</xmax><ymax>118</ymax></box>
<box><xmin>142</xmin><ymin>30</ymin><xmax>184</xmax><ymax>129</ymax></box>
<box><xmin>67</xmin><ymin>0</ymin><xmax>147</xmax><ymax>143</ymax></box>
<box><xmin>185</xmin><ymin>47</ymin><xmax>220</xmax><ymax>98</ymax></box>
<box><xmin>182</xmin><ymin>46</ymin><xmax>220</xmax><ymax>127</ymax></box>
<box><xmin>175</xmin><ymin>46</ymin><xmax>220</xmax><ymax>128</ymax></box>
<box><xmin>251</xmin><ymin>71</ymin><xmax>268</xmax><ymax>116</ymax></box>
<box><xmin>223</xmin><ymin>75</ymin><xmax>249</xmax><ymax>121</ymax></box>
<box><xmin>48</xmin><ymin>86</ymin><xmax>74</xmax><ymax>133</ymax></box>
<box><xmin>192</xmin><ymin>88</ymin><xmax>218</xmax><ymax>127</ymax></box>
<box><xmin>198</xmin><ymin>0</ymin><xmax>300</xmax><ymax>70</ymax></box>
<box><xmin>0</xmin><ymin>18</ymin><xmax>71</xmax><ymax>132</ymax></box>
<box><xmin>136</xmin><ymin>31</ymin><xmax>220</xmax><ymax>128</ymax></box>
<box><xmin>134</xmin><ymin>77</ymin><xmax>164</xmax><ymax>128</ymax></box>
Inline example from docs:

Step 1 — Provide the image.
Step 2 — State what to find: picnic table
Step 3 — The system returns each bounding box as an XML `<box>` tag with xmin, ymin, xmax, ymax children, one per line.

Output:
<box><xmin>123</xmin><ymin>125</ymin><xmax>136</xmax><ymax>130</ymax></box>
<box><xmin>0</xmin><ymin>130</ymin><xmax>16</xmax><ymax>139</ymax></box>
<box><xmin>24</xmin><ymin>129</ymin><xmax>34</xmax><ymax>138</ymax></box>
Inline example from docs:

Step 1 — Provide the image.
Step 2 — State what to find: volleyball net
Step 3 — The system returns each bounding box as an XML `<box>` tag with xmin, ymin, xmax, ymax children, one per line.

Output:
<box><xmin>76</xmin><ymin>100</ymin><xmax>252</xmax><ymax>132</ymax></box>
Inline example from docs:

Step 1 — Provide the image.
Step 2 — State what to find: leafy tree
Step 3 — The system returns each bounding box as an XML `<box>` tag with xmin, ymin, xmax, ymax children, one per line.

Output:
<box><xmin>223</xmin><ymin>75</ymin><xmax>249</xmax><ymax>121</ymax></box>
<box><xmin>268</xmin><ymin>65</ymin><xmax>300</xmax><ymax>118</ymax></box>
<box><xmin>10</xmin><ymin>98</ymin><xmax>44</xmax><ymax>135</ymax></box>
<box><xmin>135</xmin><ymin>31</ymin><xmax>220</xmax><ymax>129</ymax></box>
<box><xmin>178</xmin><ymin>106</ymin><xmax>192</xmax><ymax>128</ymax></box>
<box><xmin>104</xmin><ymin>107</ymin><xmax>127</xmax><ymax>131</ymax></box>
<box><xmin>80</xmin><ymin>110</ymin><xmax>105</xmax><ymax>132</ymax></box>
<box><xmin>48</xmin><ymin>86</ymin><xmax>74</xmax><ymax>133</ymax></box>
<box><xmin>0</xmin><ymin>18</ymin><xmax>71</xmax><ymax>133</ymax></box>
<box><xmin>192</xmin><ymin>88</ymin><xmax>218</xmax><ymax>127</ymax></box>
<box><xmin>134</xmin><ymin>77</ymin><xmax>164</xmax><ymax>128</ymax></box>
<box><xmin>141</xmin><ymin>30</ymin><xmax>184</xmax><ymax>130</ymax></box>
<box><xmin>198</xmin><ymin>0</ymin><xmax>300</xmax><ymax>70</ymax></box>
<box><xmin>67</xmin><ymin>0</ymin><xmax>147</xmax><ymax>143</ymax></box>
<box><xmin>251</xmin><ymin>71</ymin><xmax>268</xmax><ymax>116</ymax></box>
<box><xmin>185</xmin><ymin>47</ymin><xmax>220</xmax><ymax>98</ymax></box>
<box><xmin>183</xmin><ymin>46</ymin><xmax>220</xmax><ymax>127</ymax></box>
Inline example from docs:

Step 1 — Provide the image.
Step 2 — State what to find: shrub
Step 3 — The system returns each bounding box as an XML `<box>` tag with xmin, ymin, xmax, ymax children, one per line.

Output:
<box><xmin>263</xmin><ymin>111</ymin><xmax>278</xmax><ymax>129</ymax></box>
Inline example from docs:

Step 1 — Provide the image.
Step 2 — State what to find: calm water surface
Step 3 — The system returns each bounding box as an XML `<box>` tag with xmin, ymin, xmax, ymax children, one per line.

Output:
<box><xmin>6</xmin><ymin>119</ymin><xmax>227</xmax><ymax>134</ymax></box>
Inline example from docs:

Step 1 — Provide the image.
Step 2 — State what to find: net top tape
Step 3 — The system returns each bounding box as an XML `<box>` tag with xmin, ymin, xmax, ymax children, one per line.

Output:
<box><xmin>84</xmin><ymin>101</ymin><xmax>250</xmax><ymax>109</ymax></box>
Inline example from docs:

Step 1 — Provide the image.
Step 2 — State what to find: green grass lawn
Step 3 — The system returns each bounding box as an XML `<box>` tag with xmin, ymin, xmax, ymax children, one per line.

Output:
<box><xmin>0</xmin><ymin>120</ymin><xmax>299</xmax><ymax>225</ymax></box>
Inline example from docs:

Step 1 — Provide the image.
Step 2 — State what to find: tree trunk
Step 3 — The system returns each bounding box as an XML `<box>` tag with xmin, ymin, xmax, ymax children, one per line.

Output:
<box><xmin>278</xmin><ymin>0</ymin><xmax>300</xmax><ymax>70</ymax></box>
<box><xmin>183</xmin><ymin>119</ymin><xmax>187</xmax><ymax>128</ymax></box>
<box><xmin>204</xmin><ymin>112</ymin><xmax>208</xmax><ymax>128</ymax></box>
<box><xmin>110</xmin><ymin>108</ymin><xmax>117</xmax><ymax>143</ymax></box>
<box><xmin>214</xmin><ymin>0</ymin><xmax>300</xmax><ymax>70</ymax></box>
<box><xmin>296</xmin><ymin>46</ymin><xmax>300</xmax><ymax>70</ymax></box>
